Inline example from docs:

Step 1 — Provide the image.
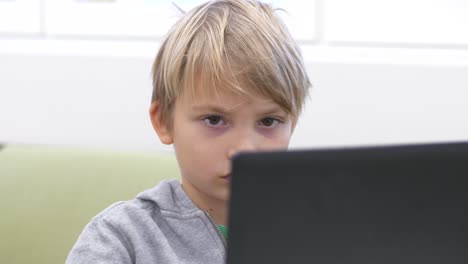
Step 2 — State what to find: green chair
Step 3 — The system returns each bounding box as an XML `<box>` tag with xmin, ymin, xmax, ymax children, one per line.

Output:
<box><xmin>0</xmin><ymin>144</ymin><xmax>179</xmax><ymax>264</ymax></box>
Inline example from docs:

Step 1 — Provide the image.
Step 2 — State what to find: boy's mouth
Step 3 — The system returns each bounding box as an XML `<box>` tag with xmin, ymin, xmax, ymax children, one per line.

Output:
<box><xmin>222</xmin><ymin>174</ymin><xmax>232</xmax><ymax>181</ymax></box>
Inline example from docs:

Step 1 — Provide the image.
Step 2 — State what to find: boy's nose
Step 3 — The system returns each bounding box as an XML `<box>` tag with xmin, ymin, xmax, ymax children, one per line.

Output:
<box><xmin>227</xmin><ymin>136</ymin><xmax>257</xmax><ymax>159</ymax></box>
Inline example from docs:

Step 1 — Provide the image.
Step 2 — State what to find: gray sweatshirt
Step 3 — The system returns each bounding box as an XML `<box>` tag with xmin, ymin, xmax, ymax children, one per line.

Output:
<box><xmin>66</xmin><ymin>179</ymin><xmax>227</xmax><ymax>264</ymax></box>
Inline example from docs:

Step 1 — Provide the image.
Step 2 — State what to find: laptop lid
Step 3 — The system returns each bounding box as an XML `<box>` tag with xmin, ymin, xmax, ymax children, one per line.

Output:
<box><xmin>227</xmin><ymin>142</ymin><xmax>468</xmax><ymax>264</ymax></box>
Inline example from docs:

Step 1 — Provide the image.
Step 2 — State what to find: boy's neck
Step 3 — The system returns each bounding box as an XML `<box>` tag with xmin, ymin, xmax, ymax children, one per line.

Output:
<box><xmin>181</xmin><ymin>181</ymin><xmax>229</xmax><ymax>226</ymax></box>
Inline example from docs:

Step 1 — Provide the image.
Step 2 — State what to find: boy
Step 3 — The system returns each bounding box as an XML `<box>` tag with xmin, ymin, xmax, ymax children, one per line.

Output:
<box><xmin>66</xmin><ymin>0</ymin><xmax>311</xmax><ymax>263</ymax></box>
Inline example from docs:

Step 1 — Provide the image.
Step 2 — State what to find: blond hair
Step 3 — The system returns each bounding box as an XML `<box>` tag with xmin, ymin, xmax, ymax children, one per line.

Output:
<box><xmin>152</xmin><ymin>0</ymin><xmax>311</xmax><ymax>127</ymax></box>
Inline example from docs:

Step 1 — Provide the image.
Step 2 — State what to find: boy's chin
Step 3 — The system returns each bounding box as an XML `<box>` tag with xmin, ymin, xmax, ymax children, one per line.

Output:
<box><xmin>214</xmin><ymin>187</ymin><xmax>231</xmax><ymax>203</ymax></box>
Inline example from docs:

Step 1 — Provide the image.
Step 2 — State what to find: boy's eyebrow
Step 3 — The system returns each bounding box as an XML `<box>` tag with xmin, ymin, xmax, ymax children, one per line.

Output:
<box><xmin>191</xmin><ymin>103</ymin><xmax>287</xmax><ymax>116</ymax></box>
<box><xmin>259</xmin><ymin>106</ymin><xmax>288</xmax><ymax>116</ymax></box>
<box><xmin>190</xmin><ymin>104</ymin><xmax>233</xmax><ymax>115</ymax></box>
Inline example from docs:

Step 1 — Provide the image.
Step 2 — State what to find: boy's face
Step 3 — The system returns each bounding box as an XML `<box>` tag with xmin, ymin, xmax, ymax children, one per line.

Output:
<box><xmin>152</xmin><ymin>84</ymin><xmax>296</xmax><ymax>204</ymax></box>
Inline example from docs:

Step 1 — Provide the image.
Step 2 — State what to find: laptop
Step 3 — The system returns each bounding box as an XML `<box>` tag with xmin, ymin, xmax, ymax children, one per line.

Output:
<box><xmin>227</xmin><ymin>141</ymin><xmax>468</xmax><ymax>264</ymax></box>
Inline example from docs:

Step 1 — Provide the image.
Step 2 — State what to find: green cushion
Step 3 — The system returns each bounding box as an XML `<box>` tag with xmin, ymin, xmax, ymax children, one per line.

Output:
<box><xmin>0</xmin><ymin>144</ymin><xmax>179</xmax><ymax>264</ymax></box>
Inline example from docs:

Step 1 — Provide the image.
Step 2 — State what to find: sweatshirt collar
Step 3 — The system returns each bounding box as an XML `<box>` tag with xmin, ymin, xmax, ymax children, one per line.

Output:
<box><xmin>137</xmin><ymin>179</ymin><xmax>201</xmax><ymax>215</ymax></box>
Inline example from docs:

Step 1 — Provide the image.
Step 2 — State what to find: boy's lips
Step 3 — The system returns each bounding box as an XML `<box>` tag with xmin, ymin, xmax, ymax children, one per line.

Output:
<box><xmin>222</xmin><ymin>174</ymin><xmax>232</xmax><ymax>181</ymax></box>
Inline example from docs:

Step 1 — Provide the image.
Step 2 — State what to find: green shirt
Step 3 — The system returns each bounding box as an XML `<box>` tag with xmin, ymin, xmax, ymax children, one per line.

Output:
<box><xmin>217</xmin><ymin>224</ymin><xmax>228</xmax><ymax>240</ymax></box>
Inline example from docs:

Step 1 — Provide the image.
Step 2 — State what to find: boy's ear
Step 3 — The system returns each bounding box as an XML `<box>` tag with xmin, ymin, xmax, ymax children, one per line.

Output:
<box><xmin>149</xmin><ymin>102</ymin><xmax>174</xmax><ymax>145</ymax></box>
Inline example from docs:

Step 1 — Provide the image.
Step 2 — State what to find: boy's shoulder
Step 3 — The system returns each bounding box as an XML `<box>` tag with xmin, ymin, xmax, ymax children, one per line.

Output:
<box><xmin>93</xmin><ymin>179</ymin><xmax>200</xmax><ymax>226</ymax></box>
<box><xmin>67</xmin><ymin>181</ymin><xmax>227</xmax><ymax>263</ymax></box>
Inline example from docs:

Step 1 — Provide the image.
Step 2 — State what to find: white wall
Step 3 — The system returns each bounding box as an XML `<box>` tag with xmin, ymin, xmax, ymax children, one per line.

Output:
<box><xmin>1</xmin><ymin>0</ymin><xmax>468</xmax><ymax>151</ymax></box>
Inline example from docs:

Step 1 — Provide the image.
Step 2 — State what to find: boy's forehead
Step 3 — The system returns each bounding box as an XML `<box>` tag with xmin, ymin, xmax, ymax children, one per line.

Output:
<box><xmin>177</xmin><ymin>74</ymin><xmax>291</xmax><ymax>114</ymax></box>
<box><xmin>182</xmin><ymin>81</ymin><xmax>274</xmax><ymax>106</ymax></box>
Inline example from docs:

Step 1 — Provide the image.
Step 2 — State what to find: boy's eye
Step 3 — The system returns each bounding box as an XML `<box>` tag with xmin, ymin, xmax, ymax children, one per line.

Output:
<box><xmin>203</xmin><ymin>115</ymin><xmax>225</xmax><ymax>126</ymax></box>
<box><xmin>258</xmin><ymin>117</ymin><xmax>280</xmax><ymax>127</ymax></box>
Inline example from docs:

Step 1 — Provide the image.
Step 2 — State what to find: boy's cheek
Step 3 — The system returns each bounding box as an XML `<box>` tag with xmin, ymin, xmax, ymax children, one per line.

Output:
<box><xmin>258</xmin><ymin>126</ymin><xmax>290</xmax><ymax>139</ymax></box>
<box><xmin>186</xmin><ymin>139</ymin><xmax>228</xmax><ymax>163</ymax></box>
<box><xmin>200</xmin><ymin>127</ymin><xmax>229</xmax><ymax>138</ymax></box>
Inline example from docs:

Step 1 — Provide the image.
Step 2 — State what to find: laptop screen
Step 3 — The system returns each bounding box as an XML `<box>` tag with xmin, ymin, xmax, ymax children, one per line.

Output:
<box><xmin>227</xmin><ymin>142</ymin><xmax>468</xmax><ymax>264</ymax></box>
